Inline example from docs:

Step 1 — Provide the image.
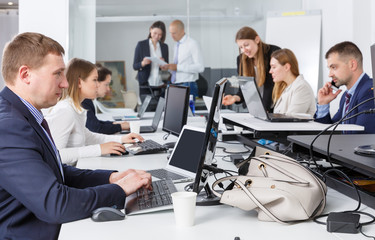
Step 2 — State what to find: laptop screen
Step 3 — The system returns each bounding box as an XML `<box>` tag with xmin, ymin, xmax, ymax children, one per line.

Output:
<box><xmin>167</xmin><ymin>126</ymin><xmax>205</xmax><ymax>174</ymax></box>
<box><xmin>151</xmin><ymin>97</ymin><xmax>165</xmax><ymax>128</ymax></box>
<box><xmin>240</xmin><ymin>77</ymin><xmax>269</xmax><ymax>120</ymax></box>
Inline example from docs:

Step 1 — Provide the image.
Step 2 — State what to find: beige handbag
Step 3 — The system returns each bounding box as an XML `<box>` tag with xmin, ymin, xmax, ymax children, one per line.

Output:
<box><xmin>212</xmin><ymin>147</ymin><xmax>327</xmax><ymax>224</ymax></box>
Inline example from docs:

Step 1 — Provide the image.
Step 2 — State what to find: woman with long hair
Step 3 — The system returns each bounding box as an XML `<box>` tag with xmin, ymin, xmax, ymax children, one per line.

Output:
<box><xmin>46</xmin><ymin>58</ymin><xmax>143</xmax><ymax>165</ymax></box>
<box><xmin>81</xmin><ymin>63</ymin><xmax>130</xmax><ymax>134</ymax></box>
<box><xmin>133</xmin><ymin>21</ymin><xmax>169</xmax><ymax>100</ymax></box>
<box><xmin>269</xmin><ymin>48</ymin><xmax>316</xmax><ymax>116</ymax></box>
<box><xmin>223</xmin><ymin>26</ymin><xmax>280</xmax><ymax>112</ymax></box>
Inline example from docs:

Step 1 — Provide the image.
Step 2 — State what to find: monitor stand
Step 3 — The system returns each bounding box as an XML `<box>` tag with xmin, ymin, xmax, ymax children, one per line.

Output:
<box><xmin>196</xmin><ymin>184</ymin><xmax>222</xmax><ymax>206</ymax></box>
<box><xmin>354</xmin><ymin>144</ymin><xmax>375</xmax><ymax>156</ymax></box>
<box><xmin>184</xmin><ymin>183</ymin><xmax>222</xmax><ymax>206</ymax></box>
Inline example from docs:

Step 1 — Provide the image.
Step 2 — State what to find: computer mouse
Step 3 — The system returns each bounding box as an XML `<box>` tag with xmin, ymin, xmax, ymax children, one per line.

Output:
<box><xmin>91</xmin><ymin>207</ymin><xmax>125</xmax><ymax>222</ymax></box>
<box><xmin>110</xmin><ymin>151</ymin><xmax>129</xmax><ymax>156</ymax></box>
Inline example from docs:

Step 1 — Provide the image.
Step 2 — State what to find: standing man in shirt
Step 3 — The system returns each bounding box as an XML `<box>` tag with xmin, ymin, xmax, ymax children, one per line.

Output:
<box><xmin>0</xmin><ymin>32</ymin><xmax>151</xmax><ymax>239</ymax></box>
<box><xmin>315</xmin><ymin>41</ymin><xmax>375</xmax><ymax>134</ymax></box>
<box><xmin>162</xmin><ymin>19</ymin><xmax>204</xmax><ymax>99</ymax></box>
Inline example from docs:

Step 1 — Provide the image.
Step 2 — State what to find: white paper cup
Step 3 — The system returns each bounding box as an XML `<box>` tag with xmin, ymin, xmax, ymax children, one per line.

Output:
<box><xmin>171</xmin><ymin>192</ymin><xmax>197</xmax><ymax>227</ymax></box>
<box><xmin>129</xmin><ymin>121</ymin><xmax>141</xmax><ymax>134</ymax></box>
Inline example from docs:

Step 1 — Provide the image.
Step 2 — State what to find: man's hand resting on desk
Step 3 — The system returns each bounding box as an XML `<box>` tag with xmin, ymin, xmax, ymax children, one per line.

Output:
<box><xmin>110</xmin><ymin>169</ymin><xmax>152</xmax><ymax>196</ymax></box>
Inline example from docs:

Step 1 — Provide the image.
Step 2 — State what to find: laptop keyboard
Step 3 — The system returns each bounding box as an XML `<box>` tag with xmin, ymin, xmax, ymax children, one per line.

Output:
<box><xmin>147</xmin><ymin>169</ymin><xmax>187</xmax><ymax>181</ymax></box>
<box><xmin>136</xmin><ymin>179</ymin><xmax>177</xmax><ymax>210</ymax></box>
<box><xmin>126</xmin><ymin>139</ymin><xmax>168</xmax><ymax>155</ymax></box>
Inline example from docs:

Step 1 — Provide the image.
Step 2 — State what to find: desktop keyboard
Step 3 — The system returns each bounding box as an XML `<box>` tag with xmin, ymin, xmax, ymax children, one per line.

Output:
<box><xmin>125</xmin><ymin>139</ymin><xmax>168</xmax><ymax>155</ymax></box>
<box><xmin>136</xmin><ymin>179</ymin><xmax>177</xmax><ymax>210</ymax></box>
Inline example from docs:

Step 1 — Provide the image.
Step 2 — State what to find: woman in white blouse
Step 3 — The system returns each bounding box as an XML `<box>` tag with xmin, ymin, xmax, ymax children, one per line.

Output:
<box><xmin>269</xmin><ymin>48</ymin><xmax>316</xmax><ymax>116</ymax></box>
<box><xmin>46</xmin><ymin>58</ymin><xmax>143</xmax><ymax>165</ymax></box>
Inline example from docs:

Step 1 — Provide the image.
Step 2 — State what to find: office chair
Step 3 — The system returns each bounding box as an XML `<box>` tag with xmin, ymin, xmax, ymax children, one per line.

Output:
<box><xmin>93</xmin><ymin>99</ymin><xmax>135</xmax><ymax>115</ymax></box>
<box><xmin>120</xmin><ymin>90</ymin><xmax>138</xmax><ymax>110</ymax></box>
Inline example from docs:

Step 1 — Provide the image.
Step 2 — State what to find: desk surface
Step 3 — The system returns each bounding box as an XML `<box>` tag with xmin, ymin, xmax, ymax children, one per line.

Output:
<box><xmin>288</xmin><ymin>134</ymin><xmax>375</xmax><ymax>176</ymax></box>
<box><xmin>59</xmin><ymin>116</ymin><xmax>375</xmax><ymax>240</ymax></box>
<box><xmin>222</xmin><ymin>113</ymin><xmax>364</xmax><ymax>132</ymax></box>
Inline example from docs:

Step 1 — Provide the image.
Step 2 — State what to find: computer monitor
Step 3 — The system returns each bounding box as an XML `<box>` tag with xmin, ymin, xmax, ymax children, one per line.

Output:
<box><xmin>354</xmin><ymin>43</ymin><xmax>375</xmax><ymax>156</ymax></box>
<box><xmin>162</xmin><ymin>85</ymin><xmax>190</xmax><ymax>146</ymax></box>
<box><xmin>372</xmin><ymin>43</ymin><xmax>375</xmax><ymax>105</ymax></box>
<box><xmin>191</xmin><ymin>78</ymin><xmax>227</xmax><ymax>205</ymax></box>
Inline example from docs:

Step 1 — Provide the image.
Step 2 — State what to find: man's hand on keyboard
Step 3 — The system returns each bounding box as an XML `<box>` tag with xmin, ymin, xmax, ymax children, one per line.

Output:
<box><xmin>111</xmin><ymin>169</ymin><xmax>152</xmax><ymax>196</ymax></box>
<box><xmin>121</xmin><ymin>133</ymin><xmax>144</xmax><ymax>144</ymax></box>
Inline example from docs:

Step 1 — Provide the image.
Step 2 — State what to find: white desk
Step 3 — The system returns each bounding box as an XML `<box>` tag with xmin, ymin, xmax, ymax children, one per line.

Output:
<box><xmin>221</xmin><ymin>113</ymin><xmax>364</xmax><ymax>132</ymax></box>
<box><xmin>59</xmin><ymin>116</ymin><xmax>375</xmax><ymax>240</ymax></box>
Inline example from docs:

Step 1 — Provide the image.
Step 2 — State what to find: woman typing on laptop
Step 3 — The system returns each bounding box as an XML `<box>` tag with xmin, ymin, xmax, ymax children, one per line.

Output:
<box><xmin>45</xmin><ymin>58</ymin><xmax>144</xmax><ymax>166</ymax></box>
<box><xmin>81</xmin><ymin>63</ymin><xmax>130</xmax><ymax>134</ymax></box>
<box><xmin>222</xmin><ymin>26</ymin><xmax>280</xmax><ymax>112</ymax></box>
<box><xmin>269</xmin><ymin>48</ymin><xmax>316</xmax><ymax>116</ymax></box>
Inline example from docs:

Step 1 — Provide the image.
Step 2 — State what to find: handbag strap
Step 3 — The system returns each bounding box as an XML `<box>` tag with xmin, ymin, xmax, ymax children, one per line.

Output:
<box><xmin>211</xmin><ymin>175</ymin><xmax>238</xmax><ymax>198</ymax></box>
<box><xmin>236</xmin><ymin>179</ymin><xmax>287</xmax><ymax>224</ymax></box>
<box><xmin>253</xmin><ymin>155</ymin><xmax>309</xmax><ymax>185</ymax></box>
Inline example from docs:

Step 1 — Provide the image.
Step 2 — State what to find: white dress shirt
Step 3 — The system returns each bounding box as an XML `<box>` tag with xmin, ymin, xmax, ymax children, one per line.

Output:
<box><xmin>45</xmin><ymin>98</ymin><xmax>122</xmax><ymax>165</ymax></box>
<box><xmin>174</xmin><ymin>34</ymin><xmax>204</xmax><ymax>83</ymax></box>
<box><xmin>273</xmin><ymin>75</ymin><xmax>316</xmax><ymax>116</ymax></box>
<box><xmin>148</xmin><ymin>39</ymin><xmax>163</xmax><ymax>86</ymax></box>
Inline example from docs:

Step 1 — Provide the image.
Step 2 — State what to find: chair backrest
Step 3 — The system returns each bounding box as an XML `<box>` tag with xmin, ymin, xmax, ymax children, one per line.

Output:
<box><xmin>121</xmin><ymin>90</ymin><xmax>138</xmax><ymax>110</ymax></box>
<box><xmin>93</xmin><ymin>99</ymin><xmax>135</xmax><ymax>115</ymax></box>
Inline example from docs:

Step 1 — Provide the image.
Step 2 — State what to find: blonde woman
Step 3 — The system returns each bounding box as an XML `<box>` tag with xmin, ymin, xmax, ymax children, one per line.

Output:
<box><xmin>223</xmin><ymin>26</ymin><xmax>280</xmax><ymax>112</ymax></box>
<box><xmin>269</xmin><ymin>49</ymin><xmax>316</xmax><ymax>116</ymax></box>
<box><xmin>46</xmin><ymin>58</ymin><xmax>143</xmax><ymax>165</ymax></box>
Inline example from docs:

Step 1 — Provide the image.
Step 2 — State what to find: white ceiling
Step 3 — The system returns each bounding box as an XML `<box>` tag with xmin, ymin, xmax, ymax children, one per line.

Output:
<box><xmin>0</xmin><ymin>0</ymin><xmax>252</xmax><ymax>17</ymax></box>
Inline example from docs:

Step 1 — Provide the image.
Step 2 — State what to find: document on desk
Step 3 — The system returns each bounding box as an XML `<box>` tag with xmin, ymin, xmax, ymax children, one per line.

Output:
<box><xmin>145</xmin><ymin>57</ymin><xmax>167</xmax><ymax>66</ymax></box>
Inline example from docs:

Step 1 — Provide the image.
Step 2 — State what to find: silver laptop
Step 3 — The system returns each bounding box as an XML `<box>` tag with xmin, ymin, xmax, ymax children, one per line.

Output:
<box><xmin>147</xmin><ymin>125</ymin><xmax>206</xmax><ymax>183</ymax></box>
<box><xmin>113</xmin><ymin>95</ymin><xmax>152</xmax><ymax>121</ymax></box>
<box><xmin>121</xmin><ymin>97</ymin><xmax>164</xmax><ymax>134</ymax></box>
<box><xmin>240</xmin><ymin>77</ymin><xmax>313</xmax><ymax>122</ymax></box>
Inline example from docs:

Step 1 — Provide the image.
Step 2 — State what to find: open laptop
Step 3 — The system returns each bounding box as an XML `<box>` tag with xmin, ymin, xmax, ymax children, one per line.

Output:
<box><xmin>147</xmin><ymin>125</ymin><xmax>206</xmax><ymax>183</ymax></box>
<box><xmin>113</xmin><ymin>95</ymin><xmax>152</xmax><ymax>121</ymax></box>
<box><xmin>240</xmin><ymin>77</ymin><xmax>313</xmax><ymax>122</ymax></box>
<box><xmin>121</xmin><ymin>97</ymin><xmax>164</xmax><ymax>134</ymax></box>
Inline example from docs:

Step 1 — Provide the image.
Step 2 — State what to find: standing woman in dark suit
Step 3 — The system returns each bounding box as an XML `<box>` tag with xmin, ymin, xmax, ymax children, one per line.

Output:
<box><xmin>133</xmin><ymin>21</ymin><xmax>169</xmax><ymax>99</ymax></box>
<box><xmin>222</xmin><ymin>26</ymin><xmax>280</xmax><ymax>112</ymax></box>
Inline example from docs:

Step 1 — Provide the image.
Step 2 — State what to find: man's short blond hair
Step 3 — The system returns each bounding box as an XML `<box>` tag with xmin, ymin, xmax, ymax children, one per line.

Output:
<box><xmin>1</xmin><ymin>32</ymin><xmax>64</xmax><ymax>85</ymax></box>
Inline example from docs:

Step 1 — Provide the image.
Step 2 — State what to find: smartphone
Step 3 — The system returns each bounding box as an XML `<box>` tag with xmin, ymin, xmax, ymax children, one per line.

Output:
<box><xmin>330</xmin><ymin>80</ymin><xmax>339</xmax><ymax>91</ymax></box>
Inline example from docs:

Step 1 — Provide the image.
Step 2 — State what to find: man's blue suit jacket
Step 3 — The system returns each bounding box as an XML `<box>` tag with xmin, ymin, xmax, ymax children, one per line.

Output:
<box><xmin>133</xmin><ymin>39</ymin><xmax>169</xmax><ymax>87</ymax></box>
<box><xmin>0</xmin><ymin>87</ymin><xmax>126</xmax><ymax>240</ymax></box>
<box><xmin>315</xmin><ymin>73</ymin><xmax>375</xmax><ymax>134</ymax></box>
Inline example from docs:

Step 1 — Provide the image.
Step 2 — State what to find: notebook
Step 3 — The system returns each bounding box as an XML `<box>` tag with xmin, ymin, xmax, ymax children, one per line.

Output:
<box><xmin>121</xmin><ymin>97</ymin><xmax>165</xmax><ymax>134</ymax></box>
<box><xmin>147</xmin><ymin>125</ymin><xmax>206</xmax><ymax>183</ymax></box>
<box><xmin>113</xmin><ymin>95</ymin><xmax>152</xmax><ymax>121</ymax></box>
<box><xmin>240</xmin><ymin>77</ymin><xmax>313</xmax><ymax>122</ymax></box>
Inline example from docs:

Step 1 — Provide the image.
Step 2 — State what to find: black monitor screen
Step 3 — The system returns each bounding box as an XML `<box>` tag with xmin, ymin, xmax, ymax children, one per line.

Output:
<box><xmin>371</xmin><ymin>43</ymin><xmax>375</xmax><ymax>105</ymax></box>
<box><xmin>193</xmin><ymin>78</ymin><xmax>227</xmax><ymax>194</ymax></box>
<box><xmin>162</xmin><ymin>85</ymin><xmax>189</xmax><ymax>136</ymax></box>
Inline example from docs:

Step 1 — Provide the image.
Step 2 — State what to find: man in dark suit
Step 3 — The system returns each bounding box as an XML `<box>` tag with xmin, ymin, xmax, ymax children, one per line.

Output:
<box><xmin>0</xmin><ymin>32</ymin><xmax>152</xmax><ymax>239</ymax></box>
<box><xmin>315</xmin><ymin>41</ymin><xmax>375</xmax><ymax>134</ymax></box>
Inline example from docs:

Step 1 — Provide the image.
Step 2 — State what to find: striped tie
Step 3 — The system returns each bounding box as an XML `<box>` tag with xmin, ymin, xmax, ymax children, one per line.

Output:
<box><xmin>344</xmin><ymin>92</ymin><xmax>351</xmax><ymax>114</ymax></box>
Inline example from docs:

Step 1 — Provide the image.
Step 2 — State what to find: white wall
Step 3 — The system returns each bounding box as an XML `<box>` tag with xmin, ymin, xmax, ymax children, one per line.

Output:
<box><xmin>0</xmin><ymin>10</ymin><xmax>18</xmax><ymax>90</ymax></box>
<box><xmin>19</xmin><ymin>0</ymin><xmax>96</xmax><ymax>63</ymax></box>
<box><xmin>19</xmin><ymin>0</ymin><xmax>70</xmax><ymax>61</ymax></box>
